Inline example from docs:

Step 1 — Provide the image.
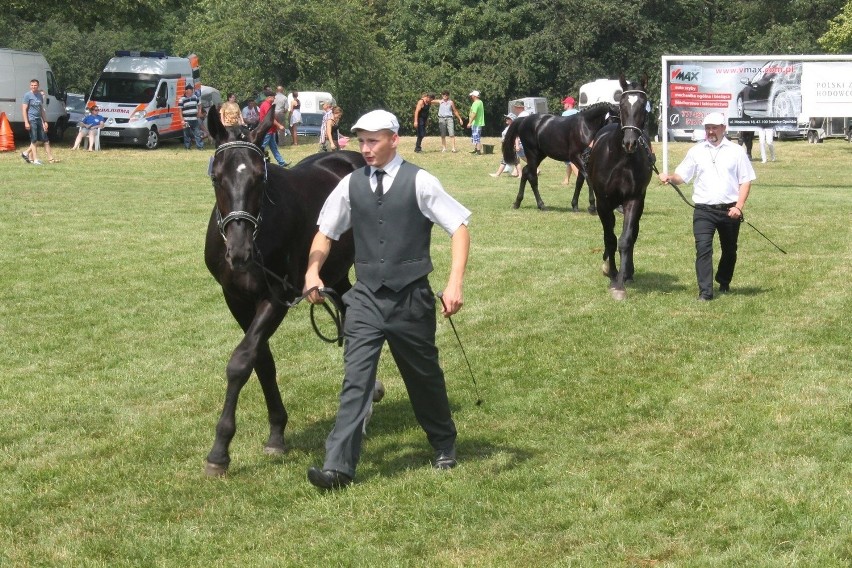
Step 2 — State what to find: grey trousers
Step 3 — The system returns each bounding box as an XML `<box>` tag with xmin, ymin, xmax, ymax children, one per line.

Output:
<box><xmin>322</xmin><ymin>278</ymin><xmax>457</xmax><ymax>478</ymax></box>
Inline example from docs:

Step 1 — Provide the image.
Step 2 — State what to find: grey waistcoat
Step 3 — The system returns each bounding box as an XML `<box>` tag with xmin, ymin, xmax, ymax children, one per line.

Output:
<box><xmin>350</xmin><ymin>162</ymin><xmax>433</xmax><ymax>292</ymax></box>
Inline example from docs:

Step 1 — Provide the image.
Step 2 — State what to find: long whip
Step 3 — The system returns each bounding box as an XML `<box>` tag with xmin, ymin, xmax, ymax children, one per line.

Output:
<box><xmin>437</xmin><ymin>292</ymin><xmax>482</xmax><ymax>406</ymax></box>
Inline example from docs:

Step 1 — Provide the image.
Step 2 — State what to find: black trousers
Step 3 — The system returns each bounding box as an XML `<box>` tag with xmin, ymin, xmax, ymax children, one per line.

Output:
<box><xmin>322</xmin><ymin>279</ymin><xmax>457</xmax><ymax>478</ymax></box>
<box><xmin>693</xmin><ymin>205</ymin><xmax>741</xmax><ymax>299</ymax></box>
<box><xmin>415</xmin><ymin>122</ymin><xmax>427</xmax><ymax>150</ymax></box>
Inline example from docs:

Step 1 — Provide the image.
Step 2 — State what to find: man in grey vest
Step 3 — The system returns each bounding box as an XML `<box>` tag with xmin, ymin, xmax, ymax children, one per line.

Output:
<box><xmin>303</xmin><ymin>110</ymin><xmax>471</xmax><ymax>489</ymax></box>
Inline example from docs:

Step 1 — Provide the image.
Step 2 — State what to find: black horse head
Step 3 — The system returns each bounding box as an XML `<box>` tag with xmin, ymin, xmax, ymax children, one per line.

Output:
<box><xmin>618</xmin><ymin>74</ymin><xmax>649</xmax><ymax>154</ymax></box>
<box><xmin>207</xmin><ymin>105</ymin><xmax>276</xmax><ymax>270</ymax></box>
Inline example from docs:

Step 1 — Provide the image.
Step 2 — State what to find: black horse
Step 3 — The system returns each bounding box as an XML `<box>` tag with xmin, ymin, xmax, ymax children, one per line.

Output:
<box><xmin>501</xmin><ymin>101</ymin><xmax>614</xmax><ymax>211</ymax></box>
<box><xmin>586</xmin><ymin>75</ymin><xmax>653</xmax><ymax>300</ymax></box>
<box><xmin>203</xmin><ymin>105</ymin><xmax>364</xmax><ymax>476</ymax></box>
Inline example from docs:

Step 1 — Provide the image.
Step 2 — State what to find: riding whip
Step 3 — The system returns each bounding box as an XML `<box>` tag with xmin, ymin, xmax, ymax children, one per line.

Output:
<box><xmin>652</xmin><ymin>163</ymin><xmax>787</xmax><ymax>254</ymax></box>
<box><xmin>437</xmin><ymin>292</ymin><xmax>482</xmax><ymax>406</ymax></box>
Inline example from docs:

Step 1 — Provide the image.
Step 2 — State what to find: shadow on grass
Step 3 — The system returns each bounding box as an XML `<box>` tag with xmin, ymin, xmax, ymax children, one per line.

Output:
<box><xmin>284</xmin><ymin>398</ymin><xmax>533</xmax><ymax>481</ymax></box>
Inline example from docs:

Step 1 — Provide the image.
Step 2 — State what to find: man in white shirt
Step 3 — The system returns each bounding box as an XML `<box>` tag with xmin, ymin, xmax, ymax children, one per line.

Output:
<box><xmin>658</xmin><ymin>112</ymin><xmax>756</xmax><ymax>301</ymax></box>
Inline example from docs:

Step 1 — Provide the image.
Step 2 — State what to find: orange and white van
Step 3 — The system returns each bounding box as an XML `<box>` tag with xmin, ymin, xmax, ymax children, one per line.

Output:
<box><xmin>88</xmin><ymin>51</ymin><xmax>200</xmax><ymax>149</ymax></box>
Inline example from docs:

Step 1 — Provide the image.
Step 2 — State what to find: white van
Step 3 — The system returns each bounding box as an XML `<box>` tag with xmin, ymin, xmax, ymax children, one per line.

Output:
<box><xmin>0</xmin><ymin>48</ymin><xmax>69</xmax><ymax>140</ymax></box>
<box><xmin>88</xmin><ymin>51</ymin><xmax>200</xmax><ymax>149</ymax></box>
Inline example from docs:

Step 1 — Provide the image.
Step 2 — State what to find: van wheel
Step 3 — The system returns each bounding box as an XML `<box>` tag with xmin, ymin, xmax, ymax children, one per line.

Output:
<box><xmin>51</xmin><ymin>119</ymin><xmax>67</xmax><ymax>143</ymax></box>
<box><xmin>145</xmin><ymin>128</ymin><xmax>159</xmax><ymax>150</ymax></box>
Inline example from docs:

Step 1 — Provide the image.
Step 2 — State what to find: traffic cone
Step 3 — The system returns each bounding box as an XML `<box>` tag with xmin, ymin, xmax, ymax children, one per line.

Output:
<box><xmin>0</xmin><ymin>112</ymin><xmax>15</xmax><ymax>152</ymax></box>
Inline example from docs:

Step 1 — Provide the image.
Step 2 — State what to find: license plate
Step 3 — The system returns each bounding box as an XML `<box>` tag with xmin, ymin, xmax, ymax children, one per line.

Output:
<box><xmin>100</xmin><ymin>130</ymin><xmax>120</xmax><ymax>137</ymax></box>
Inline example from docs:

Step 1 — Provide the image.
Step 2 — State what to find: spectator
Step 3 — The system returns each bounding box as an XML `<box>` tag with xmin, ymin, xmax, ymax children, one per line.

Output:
<box><xmin>436</xmin><ymin>90</ymin><xmax>464</xmax><ymax>153</ymax></box>
<box><xmin>319</xmin><ymin>100</ymin><xmax>334</xmax><ymax>151</ymax></box>
<box><xmin>242</xmin><ymin>100</ymin><xmax>260</xmax><ymax>130</ymax></box>
<box><xmin>71</xmin><ymin>106</ymin><xmax>106</xmax><ymax>151</ymax></box>
<box><xmin>21</xmin><ymin>79</ymin><xmax>58</xmax><ymax>165</ymax></box>
<box><xmin>274</xmin><ymin>85</ymin><xmax>288</xmax><ymax>144</ymax></box>
<box><xmin>179</xmin><ymin>85</ymin><xmax>204</xmax><ymax>150</ymax></box>
<box><xmin>738</xmin><ymin>128</ymin><xmax>755</xmax><ymax>161</ymax></box>
<box><xmin>490</xmin><ymin>113</ymin><xmax>520</xmax><ymax>178</ymax></box>
<box><xmin>413</xmin><ymin>92</ymin><xmax>434</xmax><ymax>153</ymax></box>
<box><xmin>289</xmin><ymin>91</ymin><xmax>302</xmax><ymax>145</ymax></box>
<box><xmin>561</xmin><ymin>96</ymin><xmax>579</xmax><ymax>185</ymax></box>
<box><xmin>220</xmin><ymin>102</ymin><xmax>243</xmax><ymax>128</ymax></box>
<box><xmin>466</xmin><ymin>90</ymin><xmax>485</xmax><ymax>155</ymax></box>
<box><xmin>225</xmin><ymin>93</ymin><xmax>246</xmax><ymax>126</ymax></box>
<box><xmin>758</xmin><ymin>126</ymin><xmax>776</xmax><ymax>163</ymax></box>
<box><xmin>258</xmin><ymin>89</ymin><xmax>288</xmax><ymax>166</ymax></box>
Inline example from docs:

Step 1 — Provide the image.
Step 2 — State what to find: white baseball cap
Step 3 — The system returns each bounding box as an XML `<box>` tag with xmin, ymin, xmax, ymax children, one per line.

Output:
<box><xmin>351</xmin><ymin>110</ymin><xmax>400</xmax><ymax>133</ymax></box>
<box><xmin>702</xmin><ymin>112</ymin><xmax>726</xmax><ymax>126</ymax></box>
<box><xmin>469</xmin><ymin>90</ymin><xmax>480</xmax><ymax>97</ymax></box>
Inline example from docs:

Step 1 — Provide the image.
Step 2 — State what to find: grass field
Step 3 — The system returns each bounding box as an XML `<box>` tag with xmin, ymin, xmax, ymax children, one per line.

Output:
<box><xmin>1</xmin><ymin>133</ymin><xmax>850</xmax><ymax>567</ymax></box>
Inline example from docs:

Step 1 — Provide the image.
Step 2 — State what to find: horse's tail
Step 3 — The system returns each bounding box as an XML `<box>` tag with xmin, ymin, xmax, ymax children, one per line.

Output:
<box><xmin>501</xmin><ymin>118</ymin><xmax>523</xmax><ymax>165</ymax></box>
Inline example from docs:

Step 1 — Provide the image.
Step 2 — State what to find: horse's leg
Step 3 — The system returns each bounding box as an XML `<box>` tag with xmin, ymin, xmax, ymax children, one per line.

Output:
<box><xmin>571</xmin><ymin>174</ymin><xmax>585</xmax><ymax>212</ymax></box>
<box><xmin>587</xmin><ymin>183</ymin><xmax>597</xmax><ymax>215</ymax></box>
<box><xmin>255</xmin><ymin>339</ymin><xmax>287</xmax><ymax>456</ymax></box>
<box><xmin>205</xmin><ymin>299</ymin><xmax>286</xmax><ymax>476</ymax></box>
<box><xmin>527</xmin><ymin>160</ymin><xmax>547</xmax><ymax>211</ymax></box>
<box><xmin>598</xmin><ymin>203</ymin><xmax>619</xmax><ymax>293</ymax></box>
<box><xmin>512</xmin><ymin>165</ymin><xmax>529</xmax><ymax>209</ymax></box>
<box><xmin>618</xmin><ymin>198</ymin><xmax>645</xmax><ymax>286</ymax></box>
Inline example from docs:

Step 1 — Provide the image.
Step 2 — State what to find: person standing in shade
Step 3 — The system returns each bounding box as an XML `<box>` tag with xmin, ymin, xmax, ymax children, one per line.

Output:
<box><xmin>274</xmin><ymin>85</ymin><xmax>288</xmax><ymax>143</ymax></box>
<box><xmin>436</xmin><ymin>90</ymin><xmax>464</xmax><ymax>153</ymax></box>
<box><xmin>657</xmin><ymin>112</ymin><xmax>756</xmax><ymax>301</ymax></box>
<box><xmin>289</xmin><ymin>91</ymin><xmax>302</xmax><ymax>144</ymax></box>
<box><xmin>179</xmin><ymin>85</ymin><xmax>203</xmax><ymax>150</ymax></box>
<box><xmin>467</xmin><ymin>90</ymin><xmax>484</xmax><ymax>155</ymax></box>
<box><xmin>21</xmin><ymin>79</ymin><xmax>58</xmax><ymax>165</ymax></box>
<box><xmin>303</xmin><ymin>109</ymin><xmax>471</xmax><ymax>490</ymax></box>
<box><xmin>413</xmin><ymin>92</ymin><xmax>434</xmax><ymax>153</ymax></box>
<box><xmin>258</xmin><ymin>89</ymin><xmax>288</xmax><ymax>166</ymax></box>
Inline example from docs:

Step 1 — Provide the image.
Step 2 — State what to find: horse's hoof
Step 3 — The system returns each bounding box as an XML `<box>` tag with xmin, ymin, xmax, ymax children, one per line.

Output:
<box><xmin>373</xmin><ymin>379</ymin><xmax>385</xmax><ymax>403</ymax></box>
<box><xmin>511</xmin><ymin>202</ymin><xmax>521</xmax><ymax>209</ymax></box>
<box><xmin>204</xmin><ymin>460</ymin><xmax>229</xmax><ymax>477</ymax></box>
<box><xmin>537</xmin><ymin>204</ymin><xmax>548</xmax><ymax>211</ymax></box>
<box><xmin>572</xmin><ymin>206</ymin><xmax>580</xmax><ymax>213</ymax></box>
<box><xmin>263</xmin><ymin>444</ymin><xmax>287</xmax><ymax>456</ymax></box>
<box><xmin>588</xmin><ymin>206</ymin><xmax>597</xmax><ymax>215</ymax></box>
<box><xmin>601</xmin><ymin>261</ymin><xmax>611</xmax><ymax>277</ymax></box>
<box><xmin>610</xmin><ymin>289</ymin><xmax>627</xmax><ymax>301</ymax></box>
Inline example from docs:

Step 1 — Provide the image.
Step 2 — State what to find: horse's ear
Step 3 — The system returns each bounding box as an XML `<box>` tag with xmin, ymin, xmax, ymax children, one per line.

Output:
<box><xmin>250</xmin><ymin>106</ymin><xmax>275</xmax><ymax>146</ymax></box>
<box><xmin>641</xmin><ymin>73</ymin><xmax>649</xmax><ymax>91</ymax></box>
<box><xmin>619</xmin><ymin>73</ymin><xmax>628</xmax><ymax>90</ymax></box>
<box><xmin>207</xmin><ymin>105</ymin><xmax>225</xmax><ymax>143</ymax></box>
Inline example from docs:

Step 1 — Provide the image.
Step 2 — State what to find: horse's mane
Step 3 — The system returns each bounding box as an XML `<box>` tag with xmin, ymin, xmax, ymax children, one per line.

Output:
<box><xmin>580</xmin><ymin>101</ymin><xmax>615</xmax><ymax>116</ymax></box>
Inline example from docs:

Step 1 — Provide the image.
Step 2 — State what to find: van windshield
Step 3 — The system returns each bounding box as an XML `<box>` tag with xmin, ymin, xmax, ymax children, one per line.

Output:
<box><xmin>91</xmin><ymin>73</ymin><xmax>161</xmax><ymax>104</ymax></box>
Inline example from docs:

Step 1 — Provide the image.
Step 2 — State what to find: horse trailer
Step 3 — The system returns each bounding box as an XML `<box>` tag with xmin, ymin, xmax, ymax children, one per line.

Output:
<box><xmin>508</xmin><ymin>97</ymin><xmax>548</xmax><ymax>116</ymax></box>
<box><xmin>578</xmin><ymin>79</ymin><xmax>622</xmax><ymax>109</ymax></box>
<box><xmin>805</xmin><ymin>116</ymin><xmax>852</xmax><ymax>143</ymax></box>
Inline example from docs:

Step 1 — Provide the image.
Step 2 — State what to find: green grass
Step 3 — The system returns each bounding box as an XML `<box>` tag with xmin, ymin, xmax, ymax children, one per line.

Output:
<box><xmin>1</xmin><ymin>134</ymin><xmax>850</xmax><ymax>567</ymax></box>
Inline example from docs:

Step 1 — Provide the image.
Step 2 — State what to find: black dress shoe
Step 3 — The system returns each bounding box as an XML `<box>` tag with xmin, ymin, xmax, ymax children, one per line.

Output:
<box><xmin>433</xmin><ymin>447</ymin><xmax>457</xmax><ymax>470</ymax></box>
<box><xmin>307</xmin><ymin>467</ymin><xmax>352</xmax><ymax>489</ymax></box>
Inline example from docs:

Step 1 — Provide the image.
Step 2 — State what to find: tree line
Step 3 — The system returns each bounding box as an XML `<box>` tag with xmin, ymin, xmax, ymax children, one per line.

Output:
<box><xmin>3</xmin><ymin>0</ymin><xmax>852</xmax><ymax>135</ymax></box>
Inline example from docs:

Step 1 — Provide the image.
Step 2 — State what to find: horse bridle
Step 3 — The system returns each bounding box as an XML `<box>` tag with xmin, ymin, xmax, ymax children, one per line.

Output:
<box><xmin>212</xmin><ymin>141</ymin><xmax>268</xmax><ymax>241</ymax></box>
<box><xmin>210</xmin><ymin>140</ymin><xmax>348</xmax><ymax>343</ymax></box>
<box><xmin>619</xmin><ymin>89</ymin><xmax>648</xmax><ymax>136</ymax></box>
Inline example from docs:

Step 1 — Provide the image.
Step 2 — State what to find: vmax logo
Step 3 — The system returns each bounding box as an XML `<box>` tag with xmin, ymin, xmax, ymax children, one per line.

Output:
<box><xmin>670</xmin><ymin>66</ymin><xmax>702</xmax><ymax>84</ymax></box>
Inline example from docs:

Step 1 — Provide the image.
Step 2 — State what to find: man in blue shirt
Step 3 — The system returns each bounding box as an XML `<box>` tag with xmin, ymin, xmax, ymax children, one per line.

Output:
<box><xmin>21</xmin><ymin>79</ymin><xmax>58</xmax><ymax>165</ymax></box>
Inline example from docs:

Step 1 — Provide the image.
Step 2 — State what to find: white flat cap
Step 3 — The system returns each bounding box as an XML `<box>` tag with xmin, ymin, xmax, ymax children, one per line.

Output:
<box><xmin>351</xmin><ymin>110</ymin><xmax>399</xmax><ymax>133</ymax></box>
<box><xmin>702</xmin><ymin>112</ymin><xmax>726</xmax><ymax>126</ymax></box>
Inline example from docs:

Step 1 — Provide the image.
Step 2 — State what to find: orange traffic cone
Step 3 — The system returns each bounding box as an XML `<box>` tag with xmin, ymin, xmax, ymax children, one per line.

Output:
<box><xmin>0</xmin><ymin>112</ymin><xmax>16</xmax><ymax>152</ymax></box>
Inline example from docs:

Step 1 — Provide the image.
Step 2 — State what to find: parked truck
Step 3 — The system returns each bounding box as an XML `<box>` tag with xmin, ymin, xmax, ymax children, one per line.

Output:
<box><xmin>88</xmin><ymin>51</ymin><xmax>200</xmax><ymax>149</ymax></box>
<box><xmin>0</xmin><ymin>48</ymin><xmax>69</xmax><ymax>140</ymax></box>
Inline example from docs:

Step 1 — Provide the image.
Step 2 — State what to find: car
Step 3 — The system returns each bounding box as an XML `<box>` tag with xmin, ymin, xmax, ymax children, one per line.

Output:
<box><xmin>65</xmin><ymin>93</ymin><xmax>86</xmax><ymax>126</ymax></box>
<box><xmin>736</xmin><ymin>60</ymin><xmax>802</xmax><ymax>119</ymax></box>
<box><xmin>297</xmin><ymin>112</ymin><xmax>323</xmax><ymax>138</ymax></box>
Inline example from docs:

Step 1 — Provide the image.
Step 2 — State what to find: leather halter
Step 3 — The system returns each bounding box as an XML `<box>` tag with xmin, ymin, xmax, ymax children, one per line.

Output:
<box><xmin>211</xmin><ymin>141</ymin><xmax>268</xmax><ymax>241</ymax></box>
<box><xmin>620</xmin><ymin>89</ymin><xmax>647</xmax><ymax>135</ymax></box>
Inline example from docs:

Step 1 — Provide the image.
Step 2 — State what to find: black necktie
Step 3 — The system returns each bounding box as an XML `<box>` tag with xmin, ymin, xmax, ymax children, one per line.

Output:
<box><xmin>375</xmin><ymin>169</ymin><xmax>386</xmax><ymax>197</ymax></box>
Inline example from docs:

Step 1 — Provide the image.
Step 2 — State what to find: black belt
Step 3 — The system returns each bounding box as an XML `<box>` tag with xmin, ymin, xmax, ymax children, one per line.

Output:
<box><xmin>697</xmin><ymin>202</ymin><xmax>735</xmax><ymax>211</ymax></box>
